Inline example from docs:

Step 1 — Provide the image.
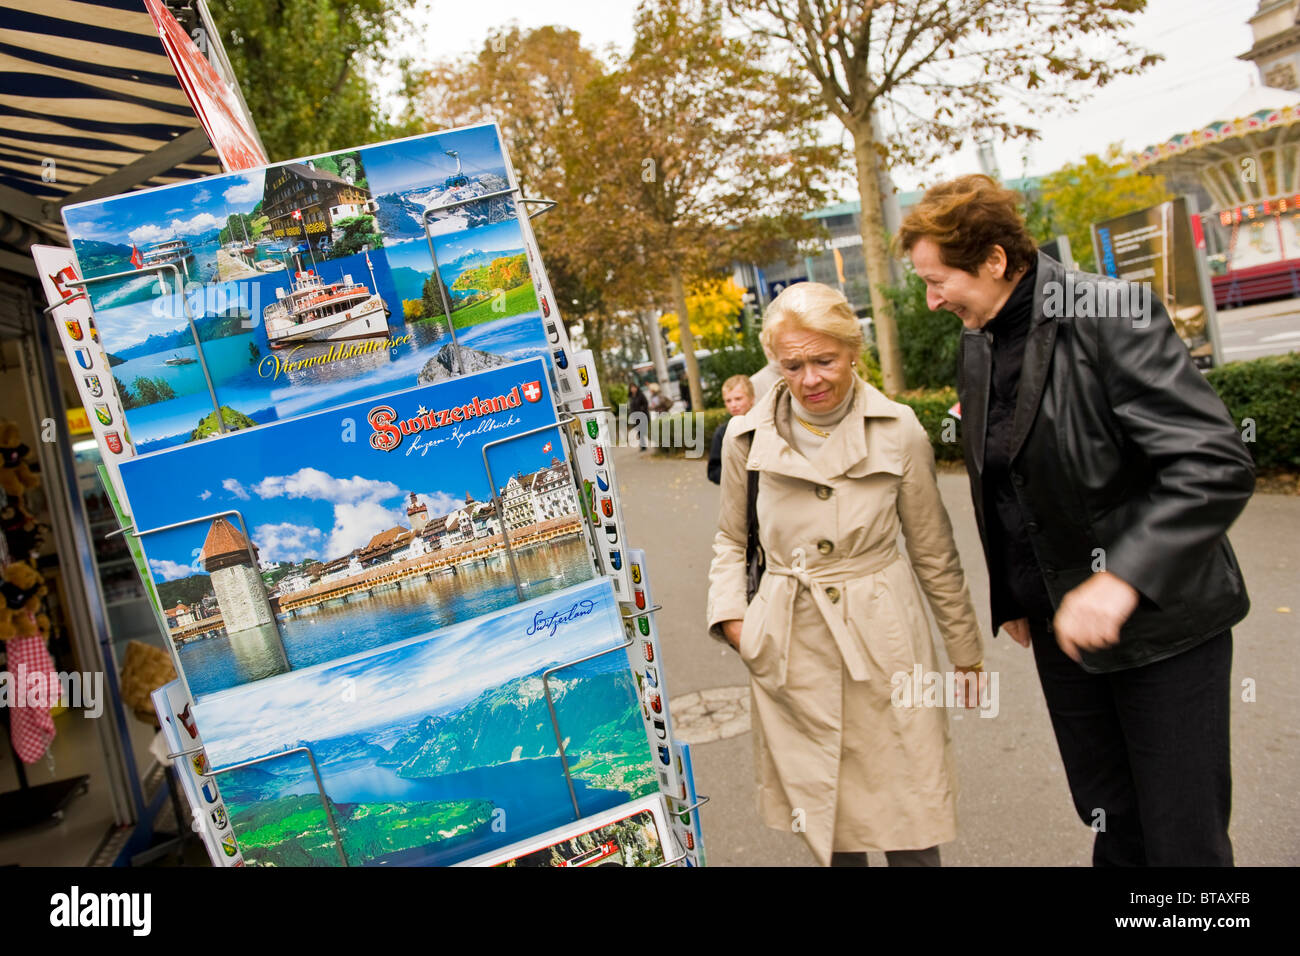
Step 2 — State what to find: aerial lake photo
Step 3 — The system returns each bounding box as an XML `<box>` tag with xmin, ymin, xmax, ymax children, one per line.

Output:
<box><xmin>195</xmin><ymin>578</ymin><xmax>659</xmax><ymax>867</ymax></box>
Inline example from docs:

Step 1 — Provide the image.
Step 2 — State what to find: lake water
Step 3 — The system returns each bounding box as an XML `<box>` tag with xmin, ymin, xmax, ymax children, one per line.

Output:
<box><xmin>86</xmin><ymin>239</ymin><xmax>223</xmax><ymax>311</ymax></box>
<box><xmin>180</xmin><ymin>537</ymin><xmax>595</xmax><ymax>698</ymax></box>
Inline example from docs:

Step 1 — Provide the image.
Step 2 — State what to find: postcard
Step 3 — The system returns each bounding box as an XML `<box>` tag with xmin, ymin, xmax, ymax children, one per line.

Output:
<box><xmin>152</xmin><ymin>680</ymin><xmax>243</xmax><ymax>867</ymax></box>
<box><xmin>669</xmin><ymin>741</ymin><xmax>707</xmax><ymax>867</ymax></box>
<box><xmin>120</xmin><ymin>358</ymin><xmax>594</xmax><ymax>699</ymax></box>
<box><xmin>193</xmin><ymin>577</ymin><xmax>660</xmax><ymax>867</ymax></box>
<box><xmin>622</xmin><ymin>549</ymin><xmax>683</xmax><ymax>799</ymax></box>
<box><xmin>33</xmin><ymin>246</ymin><xmax>137</xmax><ymax>507</ymax></box>
<box><xmin>460</xmin><ymin>794</ymin><xmax>671</xmax><ymax>867</ymax></box>
<box><xmin>62</xmin><ymin>123</ymin><xmax>577</xmax><ymax>454</ymax></box>
<box><xmin>569</xmin><ymin>350</ymin><xmax>633</xmax><ymax>599</ymax></box>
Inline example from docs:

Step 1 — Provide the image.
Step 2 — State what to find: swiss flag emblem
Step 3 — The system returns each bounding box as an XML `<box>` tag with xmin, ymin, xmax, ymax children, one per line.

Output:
<box><xmin>542</xmin><ymin>441</ymin><xmax>552</xmax><ymax>453</ymax></box>
<box><xmin>522</xmin><ymin>381</ymin><xmax>542</xmax><ymax>403</ymax></box>
<box><xmin>129</xmin><ymin>245</ymin><xmax>143</xmax><ymax>269</ymax></box>
<box><xmin>292</xmin><ymin>208</ymin><xmax>302</xmax><ymax>220</ymax></box>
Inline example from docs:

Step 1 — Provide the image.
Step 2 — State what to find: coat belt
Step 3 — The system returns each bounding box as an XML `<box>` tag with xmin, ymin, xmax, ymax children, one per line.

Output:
<box><xmin>759</xmin><ymin>547</ymin><xmax>901</xmax><ymax>687</ymax></box>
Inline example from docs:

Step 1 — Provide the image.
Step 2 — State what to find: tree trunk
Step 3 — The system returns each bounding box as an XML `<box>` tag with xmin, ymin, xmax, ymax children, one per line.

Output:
<box><xmin>586</xmin><ymin>315</ymin><xmax>609</xmax><ymax>406</ymax></box>
<box><xmin>850</xmin><ymin>118</ymin><xmax>906</xmax><ymax>394</ymax></box>
<box><xmin>638</xmin><ymin>307</ymin><xmax>671</xmax><ymax>386</ymax></box>
<box><xmin>669</xmin><ymin>265</ymin><xmax>704</xmax><ymax>411</ymax></box>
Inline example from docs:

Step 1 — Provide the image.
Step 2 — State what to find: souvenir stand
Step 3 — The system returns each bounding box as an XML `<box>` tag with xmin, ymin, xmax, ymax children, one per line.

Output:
<box><xmin>36</xmin><ymin>121</ymin><xmax>707</xmax><ymax>867</ymax></box>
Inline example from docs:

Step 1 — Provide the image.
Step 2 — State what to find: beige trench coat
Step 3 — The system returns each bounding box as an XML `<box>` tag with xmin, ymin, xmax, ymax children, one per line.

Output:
<box><xmin>707</xmin><ymin>377</ymin><xmax>984</xmax><ymax>865</ymax></box>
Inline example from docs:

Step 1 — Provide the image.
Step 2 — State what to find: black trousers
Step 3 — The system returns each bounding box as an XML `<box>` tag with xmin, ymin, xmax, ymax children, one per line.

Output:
<box><xmin>1029</xmin><ymin>620</ymin><xmax>1234</xmax><ymax>866</ymax></box>
<box><xmin>829</xmin><ymin>847</ymin><xmax>940</xmax><ymax>867</ymax></box>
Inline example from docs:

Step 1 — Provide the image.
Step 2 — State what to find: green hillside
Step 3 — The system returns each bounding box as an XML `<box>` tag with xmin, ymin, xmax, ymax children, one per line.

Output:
<box><xmin>229</xmin><ymin>792</ymin><xmax>494</xmax><ymax>866</ymax></box>
<box><xmin>450</xmin><ymin>280</ymin><xmax>539</xmax><ymax>329</ymax></box>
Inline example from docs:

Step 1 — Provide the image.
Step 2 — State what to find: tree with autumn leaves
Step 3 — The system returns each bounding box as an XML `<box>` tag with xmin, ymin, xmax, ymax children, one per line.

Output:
<box><xmin>215</xmin><ymin>0</ymin><xmax>1165</xmax><ymax>401</ymax></box>
<box><xmin>409</xmin><ymin>4</ymin><xmax>838</xmax><ymax>409</ymax></box>
<box><xmin>726</xmin><ymin>0</ymin><xmax>1161</xmax><ymax>392</ymax></box>
<box><xmin>659</xmin><ymin>278</ymin><xmax>749</xmax><ymax>352</ymax></box>
<box><xmin>1027</xmin><ymin>145</ymin><xmax>1173</xmax><ymax>273</ymax></box>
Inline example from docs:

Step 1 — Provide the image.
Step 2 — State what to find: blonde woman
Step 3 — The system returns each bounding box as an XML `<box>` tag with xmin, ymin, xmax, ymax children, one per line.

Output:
<box><xmin>706</xmin><ymin>281</ymin><xmax>985</xmax><ymax>867</ymax></box>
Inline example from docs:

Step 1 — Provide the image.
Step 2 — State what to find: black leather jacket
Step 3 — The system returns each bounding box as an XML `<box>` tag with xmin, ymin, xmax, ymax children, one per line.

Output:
<box><xmin>957</xmin><ymin>252</ymin><xmax>1255</xmax><ymax>672</ymax></box>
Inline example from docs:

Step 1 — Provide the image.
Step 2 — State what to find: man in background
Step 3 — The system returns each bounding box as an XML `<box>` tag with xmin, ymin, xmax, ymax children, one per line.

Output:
<box><xmin>707</xmin><ymin>375</ymin><xmax>756</xmax><ymax>484</ymax></box>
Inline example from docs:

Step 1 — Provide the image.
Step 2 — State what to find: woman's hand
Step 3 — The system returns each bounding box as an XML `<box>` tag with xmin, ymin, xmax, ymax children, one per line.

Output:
<box><xmin>953</xmin><ymin>665</ymin><xmax>983</xmax><ymax>708</ymax></box>
<box><xmin>721</xmin><ymin>619</ymin><xmax>743</xmax><ymax>650</ymax></box>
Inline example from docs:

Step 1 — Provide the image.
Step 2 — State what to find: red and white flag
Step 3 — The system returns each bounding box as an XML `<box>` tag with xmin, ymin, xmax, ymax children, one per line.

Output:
<box><xmin>130</xmin><ymin>244</ymin><xmax>144</xmax><ymax>269</ymax></box>
<box><xmin>542</xmin><ymin>441</ymin><xmax>552</xmax><ymax>454</ymax></box>
<box><xmin>292</xmin><ymin>208</ymin><xmax>302</xmax><ymax>221</ymax></box>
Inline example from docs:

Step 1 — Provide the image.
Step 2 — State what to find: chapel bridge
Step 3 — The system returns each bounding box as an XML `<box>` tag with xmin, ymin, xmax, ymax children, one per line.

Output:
<box><xmin>274</xmin><ymin>516</ymin><xmax>585</xmax><ymax>615</ymax></box>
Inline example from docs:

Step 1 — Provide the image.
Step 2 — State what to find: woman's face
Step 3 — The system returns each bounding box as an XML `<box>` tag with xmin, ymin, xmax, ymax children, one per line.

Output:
<box><xmin>772</xmin><ymin>327</ymin><xmax>857</xmax><ymax>413</ymax></box>
<box><xmin>909</xmin><ymin>237</ymin><xmax>1020</xmax><ymax>330</ymax></box>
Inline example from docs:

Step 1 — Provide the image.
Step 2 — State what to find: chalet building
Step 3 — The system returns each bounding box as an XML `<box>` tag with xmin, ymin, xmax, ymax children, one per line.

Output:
<box><xmin>262</xmin><ymin>159</ymin><xmax>375</xmax><ymax>245</ymax></box>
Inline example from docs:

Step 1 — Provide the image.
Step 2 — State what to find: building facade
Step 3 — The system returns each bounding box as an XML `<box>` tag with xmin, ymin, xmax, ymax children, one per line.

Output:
<box><xmin>1241</xmin><ymin>1</ymin><xmax>1300</xmax><ymax>91</ymax></box>
<box><xmin>262</xmin><ymin>160</ymin><xmax>375</xmax><ymax>246</ymax></box>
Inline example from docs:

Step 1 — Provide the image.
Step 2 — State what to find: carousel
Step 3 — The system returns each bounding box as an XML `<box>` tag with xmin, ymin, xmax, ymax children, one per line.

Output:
<box><xmin>1132</xmin><ymin>86</ymin><xmax>1300</xmax><ymax>308</ymax></box>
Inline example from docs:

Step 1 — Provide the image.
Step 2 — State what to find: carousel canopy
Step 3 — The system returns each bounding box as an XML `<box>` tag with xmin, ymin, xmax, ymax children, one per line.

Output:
<box><xmin>1131</xmin><ymin>85</ymin><xmax>1300</xmax><ymax>210</ymax></box>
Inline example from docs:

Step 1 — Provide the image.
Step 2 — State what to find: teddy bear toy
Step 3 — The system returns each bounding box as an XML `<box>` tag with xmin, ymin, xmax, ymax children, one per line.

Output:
<box><xmin>1</xmin><ymin>561</ymin><xmax>47</xmax><ymax>617</ymax></box>
<box><xmin>1</xmin><ymin>502</ymin><xmax>43</xmax><ymax>558</ymax></box>
<box><xmin>0</xmin><ymin>420</ymin><xmax>40</xmax><ymax>498</ymax></box>
<box><xmin>8</xmin><ymin>608</ymin><xmax>49</xmax><ymax>639</ymax></box>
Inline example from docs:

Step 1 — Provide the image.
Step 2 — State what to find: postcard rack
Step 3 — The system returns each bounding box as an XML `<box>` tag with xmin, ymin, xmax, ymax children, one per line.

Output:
<box><xmin>163</xmin><ymin>614</ymin><xmax>689</xmax><ymax>867</ymax></box>
<box><xmin>36</xmin><ymin>120</ymin><xmax>711</xmax><ymax>868</ymax></box>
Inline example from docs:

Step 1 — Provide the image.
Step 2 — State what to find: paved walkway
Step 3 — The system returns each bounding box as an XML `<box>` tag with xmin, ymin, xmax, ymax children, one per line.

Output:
<box><xmin>613</xmin><ymin>446</ymin><xmax>1300</xmax><ymax>866</ymax></box>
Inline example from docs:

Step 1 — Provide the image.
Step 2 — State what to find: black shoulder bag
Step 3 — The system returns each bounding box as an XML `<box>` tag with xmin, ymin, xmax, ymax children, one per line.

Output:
<box><xmin>741</xmin><ymin>432</ymin><xmax>765</xmax><ymax>603</ymax></box>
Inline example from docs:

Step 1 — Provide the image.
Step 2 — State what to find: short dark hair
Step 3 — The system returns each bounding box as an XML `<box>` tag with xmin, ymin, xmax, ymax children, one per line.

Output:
<box><xmin>895</xmin><ymin>174</ymin><xmax>1037</xmax><ymax>277</ymax></box>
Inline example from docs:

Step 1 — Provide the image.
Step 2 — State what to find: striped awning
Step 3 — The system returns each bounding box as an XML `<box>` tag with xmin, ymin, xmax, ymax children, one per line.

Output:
<box><xmin>0</xmin><ymin>0</ymin><xmax>222</xmax><ymax>256</ymax></box>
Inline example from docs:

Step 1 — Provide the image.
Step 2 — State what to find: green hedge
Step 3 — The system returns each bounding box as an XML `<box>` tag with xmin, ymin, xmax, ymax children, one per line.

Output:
<box><xmin>647</xmin><ymin>394</ymin><xmax>963</xmax><ymax>463</ymax></box>
<box><xmin>699</xmin><ymin>332</ymin><xmax>769</xmax><ymax>407</ymax></box>
<box><xmin>896</xmin><ymin>388</ymin><xmax>964</xmax><ymax>462</ymax></box>
<box><xmin>642</xmin><ymin>355</ymin><xmax>1300</xmax><ymax>473</ymax></box>
<box><xmin>885</xmin><ymin>271</ymin><xmax>963</xmax><ymax>390</ymax></box>
<box><xmin>606</xmin><ymin>382</ymin><xmax>629</xmax><ymax>408</ymax></box>
<box><xmin>1205</xmin><ymin>353</ymin><xmax>1300</xmax><ymax>470</ymax></box>
<box><xmin>649</xmin><ymin>409</ymin><xmax>731</xmax><ymax>459</ymax></box>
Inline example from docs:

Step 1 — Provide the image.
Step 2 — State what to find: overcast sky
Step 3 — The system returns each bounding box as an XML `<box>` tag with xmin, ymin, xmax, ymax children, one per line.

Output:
<box><xmin>388</xmin><ymin>0</ymin><xmax>1265</xmax><ymax>194</ymax></box>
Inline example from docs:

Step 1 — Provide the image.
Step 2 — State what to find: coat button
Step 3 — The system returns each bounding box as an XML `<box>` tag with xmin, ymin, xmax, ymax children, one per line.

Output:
<box><xmin>1026</xmin><ymin>520</ymin><xmax>1040</xmax><ymax>533</ymax></box>
<box><xmin>815</xmin><ymin>485</ymin><xmax>832</xmax><ymax>500</ymax></box>
<box><xmin>826</xmin><ymin>586</ymin><xmax>840</xmax><ymax>603</ymax></box>
<box><xmin>1012</xmin><ymin>471</ymin><xmax>1027</xmax><ymax>487</ymax></box>
<box><xmin>1043</xmin><ymin>567</ymin><xmax>1057</xmax><ymax>580</ymax></box>
<box><xmin>817</xmin><ymin>539</ymin><xmax>834</xmax><ymax>555</ymax></box>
